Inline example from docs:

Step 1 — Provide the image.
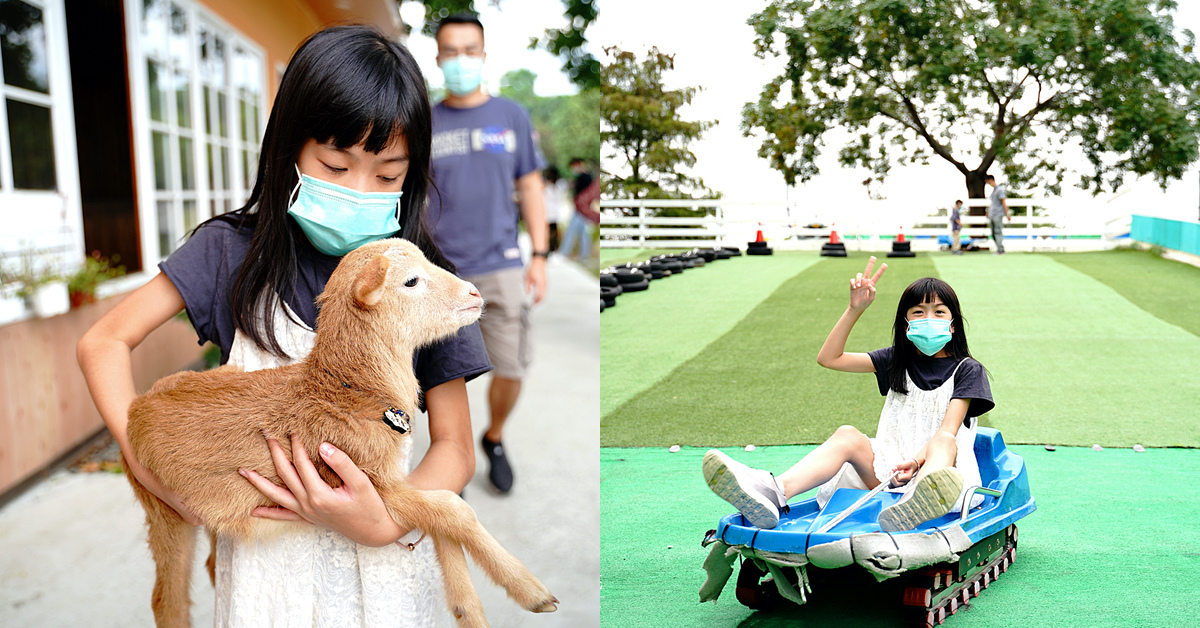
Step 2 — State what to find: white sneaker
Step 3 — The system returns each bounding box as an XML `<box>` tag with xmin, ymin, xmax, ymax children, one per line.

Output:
<box><xmin>702</xmin><ymin>450</ymin><xmax>788</xmax><ymax>529</ymax></box>
<box><xmin>878</xmin><ymin>468</ymin><xmax>964</xmax><ymax>532</ymax></box>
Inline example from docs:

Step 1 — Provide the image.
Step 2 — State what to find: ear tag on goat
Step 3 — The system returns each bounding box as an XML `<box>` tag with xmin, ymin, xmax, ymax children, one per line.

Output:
<box><xmin>383</xmin><ymin>407</ymin><xmax>410</xmax><ymax>434</ymax></box>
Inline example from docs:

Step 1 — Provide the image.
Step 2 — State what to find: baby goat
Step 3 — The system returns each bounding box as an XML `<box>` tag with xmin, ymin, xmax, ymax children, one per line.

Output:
<box><xmin>124</xmin><ymin>238</ymin><xmax>556</xmax><ymax>627</ymax></box>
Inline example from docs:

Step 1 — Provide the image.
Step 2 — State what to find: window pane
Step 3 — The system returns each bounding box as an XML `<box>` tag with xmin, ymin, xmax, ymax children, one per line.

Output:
<box><xmin>152</xmin><ymin>130</ymin><xmax>170</xmax><ymax>190</ymax></box>
<box><xmin>7</xmin><ymin>98</ymin><xmax>55</xmax><ymax>189</ymax></box>
<box><xmin>179</xmin><ymin>135</ymin><xmax>193</xmax><ymax>190</ymax></box>
<box><xmin>205</xmin><ymin>142</ymin><xmax>214</xmax><ymax>191</ymax></box>
<box><xmin>167</xmin><ymin>3</ymin><xmax>189</xmax><ymax>67</ymax></box>
<box><xmin>241</xmin><ymin>148</ymin><xmax>250</xmax><ymax>189</ymax></box>
<box><xmin>157</xmin><ymin>199</ymin><xmax>172</xmax><ymax>258</ymax></box>
<box><xmin>141</xmin><ymin>0</ymin><xmax>167</xmax><ymax>59</ymax></box>
<box><xmin>202</xmin><ymin>84</ymin><xmax>211</xmax><ymax>134</ymax></box>
<box><xmin>238</xmin><ymin>96</ymin><xmax>246</xmax><ymax>141</ymax></box>
<box><xmin>217</xmin><ymin>90</ymin><xmax>227</xmax><ymax>137</ymax></box>
<box><xmin>198</xmin><ymin>25</ymin><xmax>225</xmax><ymax>85</ymax></box>
<box><xmin>220</xmin><ymin>146</ymin><xmax>229</xmax><ymax>190</ymax></box>
<box><xmin>147</xmin><ymin>60</ymin><xmax>165</xmax><ymax>122</ymax></box>
<box><xmin>0</xmin><ymin>0</ymin><xmax>48</xmax><ymax>93</ymax></box>
<box><xmin>174</xmin><ymin>71</ymin><xmax>190</xmax><ymax>128</ymax></box>
<box><xmin>0</xmin><ymin>0</ymin><xmax>49</xmax><ymax>93</ymax></box>
<box><xmin>182</xmin><ymin>199</ymin><xmax>196</xmax><ymax>232</ymax></box>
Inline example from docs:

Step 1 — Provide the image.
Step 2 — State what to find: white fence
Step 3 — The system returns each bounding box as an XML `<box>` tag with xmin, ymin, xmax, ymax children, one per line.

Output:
<box><xmin>599</xmin><ymin>198</ymin><xmax>1129</xmax><ymax>252</ymax></box>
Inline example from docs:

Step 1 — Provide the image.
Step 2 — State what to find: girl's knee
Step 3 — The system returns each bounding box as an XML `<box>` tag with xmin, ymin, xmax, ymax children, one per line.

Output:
<box><xmin>830</xmin><ymin>425</ymin><xmax>868</xmax><ymax>449</ymax></box>
<box><xmin>927</xmin><ymin>432</ymin><xmax>957</xmax><ymax>455</ymax></box>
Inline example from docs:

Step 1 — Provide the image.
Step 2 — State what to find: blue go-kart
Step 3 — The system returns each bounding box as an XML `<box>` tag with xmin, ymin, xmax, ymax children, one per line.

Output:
<box><xmin>700</xmin><ymin>428</ymin><xmax>1035</xmax><ymax>627</ymax></box>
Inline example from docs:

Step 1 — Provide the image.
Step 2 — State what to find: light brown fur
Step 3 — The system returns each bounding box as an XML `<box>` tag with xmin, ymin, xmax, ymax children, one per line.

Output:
<box><xmin>124</xmin><ymin>238</ymin><xmax>556</xmax><ymax>627</ymax></box>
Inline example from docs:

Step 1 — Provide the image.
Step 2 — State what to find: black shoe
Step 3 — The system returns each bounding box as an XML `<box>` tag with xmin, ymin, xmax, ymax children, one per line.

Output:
<box><xmin>481</xmin><ymin>435</ymin><xmax>513</xmax><ymax>493</ymax></box>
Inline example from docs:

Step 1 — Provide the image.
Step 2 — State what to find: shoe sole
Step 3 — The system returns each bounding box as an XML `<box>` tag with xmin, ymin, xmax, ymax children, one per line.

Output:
<box><xmin>878</xmin><ymin>468</ymin><xmax>964</xmax><ymax>532</ymax></box>
<box><xmin>702</xmin><ymin>450</ymin><xmax>779</xmax><ymax>529</ymax></box>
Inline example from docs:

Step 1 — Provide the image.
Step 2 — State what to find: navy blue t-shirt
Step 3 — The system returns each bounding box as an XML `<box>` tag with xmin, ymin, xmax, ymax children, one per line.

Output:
<box><xmin>867</xmin><ymin>346</ymin><xmax>994</xmax><ymax>424</ymax></box>
<box><xmin>428</xmin><ymin>97</ymin><xmax>544</xmax><ymax>277</ymax></box>
<box><xmin>159</xmin><ymin>220</ymin><xmax>492</xmax><ymax>392</ymax></box>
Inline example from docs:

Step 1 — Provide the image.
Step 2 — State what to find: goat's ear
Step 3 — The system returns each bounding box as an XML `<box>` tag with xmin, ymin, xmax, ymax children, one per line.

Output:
<box><xmin>353</xmin><ymin>255</ymin><xmax>390</xmax><ymax>308</ymax></box>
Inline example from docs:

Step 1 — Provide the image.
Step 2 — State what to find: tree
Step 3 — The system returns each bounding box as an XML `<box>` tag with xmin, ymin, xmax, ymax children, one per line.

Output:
<box><xmin>499</xmin><ymin>68</ymin><xmax>601</xmax><ymax>174</ymax></box>
<box><xmin>601</xmin><ymin>46</ymin><xmax>717</xmax><ymax>210</ymax></box>
<box><xmin>742</xmin><ymin>0</ymin><xmax>1200</xmax><ymax>204</ymax></box>
<box><xmin>407</xmin><ymin>0</ymin><xmax>599</xmax><ymax>89</ymax></box>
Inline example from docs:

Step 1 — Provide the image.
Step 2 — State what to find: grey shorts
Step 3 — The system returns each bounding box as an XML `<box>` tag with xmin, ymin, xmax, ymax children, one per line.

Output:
<box><xmin>465</xmin><ymin>267</ymin><xmax>531</xmax><ymax>380</ymax></box>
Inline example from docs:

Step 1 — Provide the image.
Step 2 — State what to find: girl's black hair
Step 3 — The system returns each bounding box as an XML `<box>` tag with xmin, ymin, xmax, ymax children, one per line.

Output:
<box><xmin>888</xmin><ymin>277</ymin><xmax>973</xmax><ymax>394</ymax></box>
<box><xmin>203</xmin><ymin>25</ymin><xmax>450</xmax><ymax>359</ymax></box>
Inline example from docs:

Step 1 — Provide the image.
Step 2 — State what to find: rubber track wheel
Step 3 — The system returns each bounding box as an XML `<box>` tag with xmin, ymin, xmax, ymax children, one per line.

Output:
<box><xmin>621</xmin><ymin>278</ymin><xmax>649</xmax><ymax>292</ymax></box>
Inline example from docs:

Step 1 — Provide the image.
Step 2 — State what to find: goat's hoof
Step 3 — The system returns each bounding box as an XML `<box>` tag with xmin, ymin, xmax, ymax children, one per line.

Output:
<box><xmin>531</xmin><ymin>597</ymin><xmax>559</xmax><ymax>613</ymax></box>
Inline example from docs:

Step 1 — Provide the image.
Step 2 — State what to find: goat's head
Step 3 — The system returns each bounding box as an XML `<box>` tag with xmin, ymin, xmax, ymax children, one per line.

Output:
<box><xmin>316</xmin><ymin>239</ymin><xmax>483</xmax><ymax>352</ymax></box>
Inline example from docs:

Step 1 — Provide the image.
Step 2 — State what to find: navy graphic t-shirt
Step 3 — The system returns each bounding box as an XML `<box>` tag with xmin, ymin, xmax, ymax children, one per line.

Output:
<box><xmin>428</xmin><ymin>97</ymin><xmax>544</xmax><ymax>277</ymax></box>
<box><xmin>868</xmin><ymin>346</ymin><xmax>995</xmax><ymax>426</ymax></box>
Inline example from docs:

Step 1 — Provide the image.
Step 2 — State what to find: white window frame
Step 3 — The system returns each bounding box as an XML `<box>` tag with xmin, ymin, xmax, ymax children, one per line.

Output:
<box><xmin>0</xmin><ymin>0</ymin><xmax>82</xmax><ymax>270</ymax></box>
<box><xmin>125</xmin><ymin>0</ymin><xmax>266</xmax><ymax>267</ymax></box>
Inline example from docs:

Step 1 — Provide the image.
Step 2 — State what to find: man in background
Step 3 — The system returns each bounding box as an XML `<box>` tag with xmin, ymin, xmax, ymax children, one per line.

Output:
<box><xmin>430</xmin><ymin>14</ymin><xmax>549</xmax><ymax>494</ymax></box>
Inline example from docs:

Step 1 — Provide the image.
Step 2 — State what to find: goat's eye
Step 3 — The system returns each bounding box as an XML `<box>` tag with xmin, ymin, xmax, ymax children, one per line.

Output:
<box><xmin>404</xmin><ymin>277</ymin><xmax>419</xmax><ymax>288</ymax></box>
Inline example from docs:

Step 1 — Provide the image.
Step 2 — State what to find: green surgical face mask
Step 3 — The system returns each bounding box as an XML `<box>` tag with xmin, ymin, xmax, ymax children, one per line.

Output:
<box><xmin>287</xmin><ymin>166</ymin><xmax>402</xmax><ymax>257</ymax></box>
<box><xmin>906</xmin><ymin>318</ymin><xmax>953</xmax><ymax>356</ymax></box>
<box><xmin>441</xmin><ymin>55</ymin><xmax>484</xmax><ymax>96</ymax></box>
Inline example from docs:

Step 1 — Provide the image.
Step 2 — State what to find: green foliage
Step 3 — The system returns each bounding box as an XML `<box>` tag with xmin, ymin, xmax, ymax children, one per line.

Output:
<box><xmin>409</xmin><ymin>0</ymin><xmax>599</xmax><ymax>89</ymax></box>
<box><xmin>66</xmin><ymin>251</ymin><xmax>126</xmax><ymax>297</ymax></box>
<box><xmin>499</xmin><ymin>68</ymin><xmax>600</xmax><ymax>173</ymax></box>
<box><xmin>742</xmin><ymin>0</ymin><xmax>1200</xmax><ymax>197</ymax></box>
<box><xmin>600</xmin><ymin>47</ymin><xmax>718</xmax><ymax>214</ymax></box>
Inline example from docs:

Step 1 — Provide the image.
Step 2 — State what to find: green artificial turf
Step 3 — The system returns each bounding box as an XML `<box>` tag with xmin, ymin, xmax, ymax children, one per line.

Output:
<box><xmin>601</xmin><ymin>252</ymin><xmax>818</xmax><ymax>417</ymax></box>
<box><xmin>932</xmin><ymin>253</ymin><xmax>1200</xmax><ymax>447</ymax></box>
<box><xmin>1045</xmin><ymin>248</ymin><xmax>1200</xmax><ymax>338</ymax></box>
<box><xmin>602</xmin><ymin>254</ymin><xmax>939</xmax><ymax>447</ymax></box>
<box><xmin>599</xmin><ymin>444</ymin><xmax>1200</xmax><ymax>628</ymax></box>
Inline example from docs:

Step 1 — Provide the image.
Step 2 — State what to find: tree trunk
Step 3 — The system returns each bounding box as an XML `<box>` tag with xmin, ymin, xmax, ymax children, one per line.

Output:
<box><xmin>964</xmin><ymin>171</ymin><xmax>988</xmax><ymax>216</ymax></box>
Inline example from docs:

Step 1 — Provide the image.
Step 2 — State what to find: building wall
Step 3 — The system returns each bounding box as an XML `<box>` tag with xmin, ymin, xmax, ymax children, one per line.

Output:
<box><xmin>0</xmin><ymin>298</ymin><xmax>203</xmax><ymax>496</ymax></box>
<box><xmin>196</xmin><ymin>0</ymin><xmax>323</xmax><ymax>102</ymax></box>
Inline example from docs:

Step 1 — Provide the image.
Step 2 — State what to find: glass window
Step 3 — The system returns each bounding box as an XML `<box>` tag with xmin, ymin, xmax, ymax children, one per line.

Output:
<box><xmin>174</xmin><ymin>71</ymin><xmax>190</xmax><ymax>128</ymax></box>
<box><xmin>7</xmin><ymin>97</ymin><xmax>54</xmax><ymax>189</ymax></box>
<box><xmin>147</xmin><ymin>60</ymin><xmax>166</xmax><ymax>122</ymax></box>
<box><xmin>152</xmin><ymin>130</ymin><xmax>169</xmax><ymax>190</ymax></box>
<box><xmin>167</xmin><ymin>3</ymin><xmax>189</xmax><ymax>68</ymax></box>
<box><xmin>156</xmin><ymin>199</ymin><xmax>171</xmax><ymax>257</ymax></box>
<box><xmin>179</xmin><ymin>136</ymin><xmax>193</xmax><ymax>190</ymax></box>
<box><xmin>182</xmin><ymin>199</ymin><xmax>196</xmax><ymax>232</ymax></box>
<box><xmin>0</xmin><ymin>0</ymin><xmax>50</xmax><ymax>94</ymax></box>
<box><xmin>141</xmin><ymin>0</ymin><xmax>168</xmax><ymax>60</ymax></box>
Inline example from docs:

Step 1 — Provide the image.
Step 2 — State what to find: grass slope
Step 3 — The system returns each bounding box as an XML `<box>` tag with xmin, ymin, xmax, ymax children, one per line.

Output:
<box><xmin>1046</xmin><ymin>248</ymin><xmax>1200</xmax><ymax>337</ymax></box>
<box><xmin>600</xmin><ymin>445</ymin><xmax>1200</xmax><ymax>628</ymax></box>
<box><xmin>932</xmin><ymin>253</ymin><xmax>1200</xmax><ymax>447</ymax></box>
<box><xmin>601</xmin><ymin>253</ymin><xmax>818</xmax><ymax>417</ymax></box>
<box><xmin>602</xmin><ymin>254</ymin><xmax>939</xmax><ymax>447</ymax></box>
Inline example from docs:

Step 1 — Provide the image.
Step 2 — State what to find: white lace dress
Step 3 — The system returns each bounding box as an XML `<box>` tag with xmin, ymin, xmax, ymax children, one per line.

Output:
<box><xmin>212</xmin><ymin>302</ymin><xmax>454</xmax><ymax>627</ymax></box>
<box><xmin>816</xmin><ymin>360</ymin><xmax>983</xmax><ymax>513</ymax></box>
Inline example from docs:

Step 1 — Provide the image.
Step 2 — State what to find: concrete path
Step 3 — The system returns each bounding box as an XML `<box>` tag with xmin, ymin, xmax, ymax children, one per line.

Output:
<box><xmin>0</xmin><ymin>256</ymin><xmax>599</xmax><ymax>628</ymax></box>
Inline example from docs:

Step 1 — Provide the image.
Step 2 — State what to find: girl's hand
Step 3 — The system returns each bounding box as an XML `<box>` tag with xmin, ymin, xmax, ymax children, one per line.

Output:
<box><xmin>849</xmin><ymin>256</ymin><xmax>887</xmax><ymax>312</ymax></box>
<box><xmin>240</xmin><ymin>434</ymin><xmax>408</xmax><ymax>547</ymax></box>
<box><xmin>890</xmin><ymin>459</ymin><xmax>920</xmax><ymax>487</ymax></box>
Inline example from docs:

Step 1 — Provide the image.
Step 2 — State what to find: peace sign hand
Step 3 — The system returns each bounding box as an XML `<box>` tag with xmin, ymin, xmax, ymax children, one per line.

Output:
<box><xmin>849</xmin><ymin>256</ymin><xmax>887</xmax><ymax>312</ymax></box>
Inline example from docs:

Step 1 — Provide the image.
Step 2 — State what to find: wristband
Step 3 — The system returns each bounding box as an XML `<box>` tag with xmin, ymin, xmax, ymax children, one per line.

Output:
<box><xmin>532</xmin><ymin>250</ymin><xmax>550</xmax><ymax>258</ymax></box>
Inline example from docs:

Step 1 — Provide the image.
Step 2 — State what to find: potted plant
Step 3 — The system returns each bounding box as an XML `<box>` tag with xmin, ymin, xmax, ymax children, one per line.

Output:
<box><xmin>11</xmin><ymin>249</ymin><xmax>69</xmax><ymax>318</ymax></box>
<box><xmin>0</xmin><ymin>263</ymin><xmax>25</xmax><ymax>322</ymax></box>
<box><xmin>67</xmin><ymin>251</ymin><xmax>126</xmax><ymax>308</ymax></box>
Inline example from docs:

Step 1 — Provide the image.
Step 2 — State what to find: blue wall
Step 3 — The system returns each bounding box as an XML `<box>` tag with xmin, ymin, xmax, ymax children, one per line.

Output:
<box><xmin>1130</xmin><ymin>215</ymin><xmax>1200</xmax><ymax>257</ymax></box>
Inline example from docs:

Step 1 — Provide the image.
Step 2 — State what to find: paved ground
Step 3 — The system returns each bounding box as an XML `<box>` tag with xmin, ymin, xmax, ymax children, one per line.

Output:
<box><xmin>0</xmin><ymin>256</ymin><xmax>599</xmax><ymax>628</ymax></box>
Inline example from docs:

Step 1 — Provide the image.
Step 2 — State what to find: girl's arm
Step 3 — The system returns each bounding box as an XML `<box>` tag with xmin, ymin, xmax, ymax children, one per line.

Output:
<box><xmin>76</xmin><ymin>273</ymin><xmax>202</xmax><ymax>525</ymax></box>
<box><xmin>910</xmin><ymin>398</ymin><xmax>971</xmax><ymax>466</ymax></box>
<box><xmin>245</xmin><ymin>377</ymin><xmax>475</xmax><ymax>547</ymax></box>
<box><xmin>816</xmin><ymin>256</ymin><xmax>886</xmax><ymax>373</ymax></box>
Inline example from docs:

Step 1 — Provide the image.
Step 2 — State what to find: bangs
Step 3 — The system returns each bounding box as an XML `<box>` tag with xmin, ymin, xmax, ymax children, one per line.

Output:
<box><xmin>303</xmin><ymin>45</ymin><xmax>415</xmax><ymax>154</ymax></box>
<box><xmin>898</xmin><ymin>277</ymin><xmax>960</xmax><ymax>315</ymax></box>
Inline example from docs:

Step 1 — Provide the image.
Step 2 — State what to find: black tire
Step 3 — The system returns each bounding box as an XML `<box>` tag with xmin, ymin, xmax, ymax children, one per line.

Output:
<box><xmin>722</xmin><ymin>247</ymin><xmax>743</xmax><ymax>256</ymax></box>
<box><xmin>614</xmin><ymin>268</ymin><xmax>646</xmax><ymax>284</ymax></box>
<box><xmin>599</xmin><ymin>274</ymin><xmax>618</xmax><ymax>287</ymax></box>
<box><xmin>603</xmin><ymin>296</ymin><xmax>616</xmax><ymax>308</ymax></box>
<box><xmin>600</xmin><ymin>298</ymin><xmax>606</xmax><ymax>312</ymax></box>
<box><xmin>621</xmin><ymin>278</ymin><xmax>649</xmax><ymax>292</ymax></box>
<box><xmin>748</xmin><ymin>241</ymin><xmax>768</xmax><ymax>249</ymax></box>
<box><xmin>735</xmin><ymin>560</ymin><xmax>784</xmax><ymax>610</ymax></box>
<box><xmin>746</xmin><ymin>247</ymin><xmax>774</xmax><ymax>255</ymax></box>
<box><xmin>601</xmin><ymin>285</ymin><xmax>622</xmax><ymax>299</ymax></box>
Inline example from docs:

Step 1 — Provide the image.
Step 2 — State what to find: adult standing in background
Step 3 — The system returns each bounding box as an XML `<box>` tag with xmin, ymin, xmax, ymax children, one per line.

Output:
<box><xmin>985</xmin><ymin>175</ymin><xmax>1010</xmax><ymax>255</ymax></box>
<box><xmin>429</xmin><ymin>14</ymin><xmax>548</xmax><ymax>494</ymax></box>
<box><xmin>542</xmin><ymin>166</ymin><xmax>570</xmax><ymax>251</ymax></box>
<box><xmin>950</xmin><ymin>199</ymin><xmax>963</xmax><ymax>255</ymax></box>
<box><xmin>557</xmin><ymin>158</ymin><xmax>598</xmax><ymax>263</ymax></box>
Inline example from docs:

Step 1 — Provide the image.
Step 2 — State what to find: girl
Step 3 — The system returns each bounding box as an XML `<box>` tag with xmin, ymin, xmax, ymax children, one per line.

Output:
<box><xmin>703</xmin><ymin>257</ymin><xmax>994</xmax><ymax>532</ymax></box>
<box><xmin>77</xmin><ymin>26</ymin><xmax>488</xmax><ymax>626</ymax></box>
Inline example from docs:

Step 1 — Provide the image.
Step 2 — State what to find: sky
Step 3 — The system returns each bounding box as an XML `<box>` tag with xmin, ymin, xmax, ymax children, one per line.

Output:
<box><xmin>589</xmin><ymin>0</ymin><xmax>1200</xmax><ymax>227</ymax></box>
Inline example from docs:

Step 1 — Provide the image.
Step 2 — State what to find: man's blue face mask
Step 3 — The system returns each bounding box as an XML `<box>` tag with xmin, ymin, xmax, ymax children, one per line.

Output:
<box><xmin>440</xmin><ymin>55</ymin><xmax>484</xmax><ymax>97</ymax></box>
<box><xmin>906</xmin><ymin>317</ymin><xmax>953</xmax><ymax>356</ymax></box>
<box><xmin>287</xmin><ymin>166</ymin><xmax>402</xmax><ymax>257</ymax></box>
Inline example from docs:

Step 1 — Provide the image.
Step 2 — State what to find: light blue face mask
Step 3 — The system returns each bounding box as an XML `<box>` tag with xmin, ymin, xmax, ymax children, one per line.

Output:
<box><xmin>287</xmin><ymin>166</ymin><xmax>403</xmax><ymax>257</ymax></box>
<box><xmin>906</xmin><ymin>318</ymin><xmax>953</xmax><ymax>356</ymax></box>
<box><xmin>441</xmin><ymin>55</ymin><xmax>484</xmax><ymax>97</ymax></box>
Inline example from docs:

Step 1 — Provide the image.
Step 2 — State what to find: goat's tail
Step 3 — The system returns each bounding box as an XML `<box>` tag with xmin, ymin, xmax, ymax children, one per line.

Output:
<box><xmin>123</xmin><ymin>454</ymin><xmax>197</xmax><ymax>628</ymax></box>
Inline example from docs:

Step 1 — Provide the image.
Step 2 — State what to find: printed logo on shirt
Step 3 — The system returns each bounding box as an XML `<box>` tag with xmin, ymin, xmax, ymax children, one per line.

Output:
<box><xmin>471</xmin><ymin>126</ymin><xmax>516</xmax><ymax>154</ymax></box>
<box><xmin>431</xmin><ymin>128</ymin><xmax>470</xmax><ymax>160</ymax></box>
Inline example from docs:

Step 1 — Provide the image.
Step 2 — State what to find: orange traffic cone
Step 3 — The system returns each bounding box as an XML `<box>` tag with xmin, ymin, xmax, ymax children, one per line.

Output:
<box><xmin>897</xmin><ymin>228</ymin><xmax>906</xmax><ymax>244</ymax></box>
<box><xmin>829</xmin><ymin>229</ymin><xmax>841</xmax><ymax>245</ymax></box>
<box><xmin>888</xmin><ymin>226</ymin><xmax>915</xmax><ymax>258</ymax></box>
<box><xmin>755</xmin><ymin>229</ymin><xmax>764</xmax><ymax>243</ymax></box>
<box><xmin>822</xmin><ymin>224</ymin><xmax>847</xmax><ymax>257</ymax></box>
